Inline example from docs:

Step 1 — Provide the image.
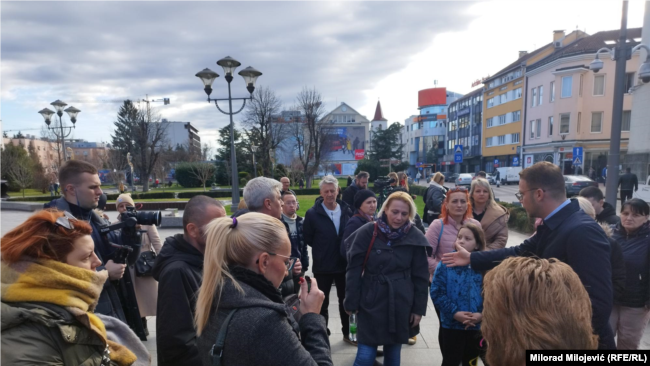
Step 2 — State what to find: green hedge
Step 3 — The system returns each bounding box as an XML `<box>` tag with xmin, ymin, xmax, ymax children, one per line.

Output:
<box><xmin>501</xmin><ymin>202</ymin><xmax>534</xmax><ymax>234</ymax></box>
<box><xmin>177</xmin><ymin>190</ymin><xmax>244</xmax><ymax>199</ymax></box>
<box><xmin>7</xmin><ymin>191</ymin><xmax>176</xmax><ymax>202</ymax></box>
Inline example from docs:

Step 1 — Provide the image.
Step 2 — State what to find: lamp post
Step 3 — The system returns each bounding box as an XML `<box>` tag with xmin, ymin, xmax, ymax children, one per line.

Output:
<box><xmin>127</xmin><ymin>152</ymin><xmax>135</xmax><ymax>192</ymax></box>
<box><xmin>196</xmin><ymin>57</ymin><xmax>262</xmax><ymax>206</ymax></box>
<box><xmin>588</xmin><ymin>0</ymin><xmax>650</xmax><ymax>207</ymax></box>
<box><xmin>252</xmin><ymin>145</ymin><xmax>259</xmax><ymax>178</ymax></box>
<box><xmin>38</xmin><ymin>100</ymin><xmax>81</xmax><ymax>166</ymax></box>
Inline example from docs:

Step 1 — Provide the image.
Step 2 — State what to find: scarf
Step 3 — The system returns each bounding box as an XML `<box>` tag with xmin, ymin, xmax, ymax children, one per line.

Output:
<box><xmin>376</xmin><ymin>212</ymin><xmax>412</xmax><ymax>246</ymax></box>
<box><xmin>356</xmin><ymin>211</ymin><xmax>375</xmax><ymax>223</ymax></box>
<box><xmin>229</xmin><ymin>266</ymin><xmax>284</xmax><ymax>304</ymax></box>
<box><xmin>1</xmin><ymin>258</ymin><xmax>137</xmax><ymax>366</ymax></box>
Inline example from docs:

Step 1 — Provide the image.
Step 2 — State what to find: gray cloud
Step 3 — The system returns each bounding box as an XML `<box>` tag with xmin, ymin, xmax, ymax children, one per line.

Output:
<box><xmin>2</xmin><ymin>1</ymin><xmax>476</xmax><ymax>143</ymax></box>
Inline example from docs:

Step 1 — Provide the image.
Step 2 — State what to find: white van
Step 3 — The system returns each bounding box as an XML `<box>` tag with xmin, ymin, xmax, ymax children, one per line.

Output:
<box><xmin>503</xmin><ymin>167</ymin><xmax>522</xmax><ymax>185</ymax></box>
<box><xmin>633</xmin><ymin>176</ymin><xmax>650</xmax><ymax>204</ymax></box>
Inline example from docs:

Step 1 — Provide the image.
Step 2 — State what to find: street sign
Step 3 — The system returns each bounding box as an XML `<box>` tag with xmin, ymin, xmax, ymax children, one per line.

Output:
<box><xmin>572</xmin><ymin>147</ymin><xmax>583</xmax><ymax>166</ymax></box>
<box><xmin>512</xmin><ymin>157</ymin><xmax>520</xmax><ymax>166</ymax></box>
<box><xmin>493</xmin><ymin>158</ymin><xmax>499</xmax><ymax>168</ymax></box>
<box><xmin>454</xmin><ymin>145</ymin><xmax>463</xmax><ymax>163</ymax></box>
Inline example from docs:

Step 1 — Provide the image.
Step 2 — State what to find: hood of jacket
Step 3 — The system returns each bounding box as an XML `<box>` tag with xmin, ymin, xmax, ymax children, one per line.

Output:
<box><xmin>597</xmin><ymin>202</ymin><xmax>617</xmax><ymax>221</ymax></box>
<box><xmin>153</xmin><ymin>234</ymin><xmax>203</xmax><ymax>281</ymax></box>
<box><xmin>600</xmin><ymin>223</ymin><xmax>614</xmax><ymax>238</ymax></box>
<box><xmin>215</xmin><ymin>271</ymin><xmax>286</xmax><ymax>315</ymax></box>
<box><xmin>480</xmin><ymin>202</ymin><xmax>509</xmax><ymax>230</ymax></box>
<box><xmin>429</xmin><ymin>181</ymin><xmax>444</xmax><ymax>189</ymax></box>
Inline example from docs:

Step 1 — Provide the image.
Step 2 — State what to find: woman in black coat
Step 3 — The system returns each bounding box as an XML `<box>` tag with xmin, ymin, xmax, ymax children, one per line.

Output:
<box><xmin>342</xmin><ymin>190</ymin><xmax>377</xmax><ymax>257</ymax></box>
<box><xmin>344</xmin><ymin>192</ymin><xmax>430</xmax><ymax>366</ymax></box>
<box><xmin>609</xmin><ymin>199</ymin><xmax>650</xmax><ymax>350</ymax></box>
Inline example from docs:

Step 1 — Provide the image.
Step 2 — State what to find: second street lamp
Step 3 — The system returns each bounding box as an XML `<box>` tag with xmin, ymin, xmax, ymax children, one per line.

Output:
<box><xmin>196</xmin><ymin>56</ymin><xmax>262</xmax><ymax>207</ymax></box>
<box><xmin>38</xmin><ymin>99</ymin><xmax>81</xmax><ymax>166</ymax></box>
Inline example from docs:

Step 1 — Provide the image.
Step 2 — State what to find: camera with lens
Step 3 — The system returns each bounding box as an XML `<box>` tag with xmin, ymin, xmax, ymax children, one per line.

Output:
<box><xmin>100</xmin><ymin>207</ymin><xmax>162</xmax><ymax>264</ymax></box>
<box><xmin>374</xmin><ymin>176</ymin><xmax>397</xmax><ymax>209</ymax></box>
<box><xmin>374</xmin><ymin>176</ymin><xmax>396</xmax><ymax>190</ymax></box>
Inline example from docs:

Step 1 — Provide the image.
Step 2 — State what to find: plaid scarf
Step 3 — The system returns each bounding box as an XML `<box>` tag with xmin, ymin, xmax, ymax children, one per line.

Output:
<box><xmin>1</xmin><ymin>258</ymin><xmax>137</xmax><ymax>366</ymax></box>
<box><xmin>376</xmin><ymin>212</ymin><xmax>412</xmax><ymax>246</ymax></box>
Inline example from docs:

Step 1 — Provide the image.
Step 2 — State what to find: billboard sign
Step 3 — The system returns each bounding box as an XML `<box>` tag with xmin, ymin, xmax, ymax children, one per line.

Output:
<box><xmin>323</xmin><ymin>126</ymin><xmax>366</xmax><ymax>161</ymax></box>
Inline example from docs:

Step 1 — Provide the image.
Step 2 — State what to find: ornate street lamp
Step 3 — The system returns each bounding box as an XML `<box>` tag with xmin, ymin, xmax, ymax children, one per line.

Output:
<box><xmin>195</xmin><ymin>56</ymin><xmax>262</xmax><ymax>206</ymax></box>
<box><xmin>38</xmin><ymin>100</ymin><xmax>80</xmax><ymax>166</ymax></box>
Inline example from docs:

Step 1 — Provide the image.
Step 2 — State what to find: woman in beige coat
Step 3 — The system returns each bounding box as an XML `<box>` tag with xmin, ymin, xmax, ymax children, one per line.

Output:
<box><xmin>116</xmin><ymin>194</ymin><xmax>162</xmax><ymax>336</ymax></box>
<box><xmin>469</xmin><ymin>178</ymin><xmax>509</xmax><ymax>250</ymax></box>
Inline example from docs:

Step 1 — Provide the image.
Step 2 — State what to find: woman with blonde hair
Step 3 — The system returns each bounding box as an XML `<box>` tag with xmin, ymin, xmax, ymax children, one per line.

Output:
<box><xmin>195</xmin><ymin>213</ymin><xmax>332</xmax><ymax>366</ymax></box>
<box><xmin>344</xmin><ymin>191</ymin><xmax>430</xmax><ymax>365</ymax></box>
<box><xmin>1</xmin><ymin>209</ymin><xmax>148</xmax><ymax>365</ymax></box>
<box><xmin>397</xmin><ymin>172</ymin><xmax>409</xmax><ymax>192</ymax></box>
<box><xmin>116</xmin><ymin>193</ymin><xmax>162</xmax><ymax>336</ymax></box>
<box><xmin>469</xmin><ymin>178</ymin><xmax>508</xmax><ymax>250</ymax></box>
<box><xmin>482</xmin><ymin>257</ymin><xmax>598</xmax><ymax>366</ymax></box>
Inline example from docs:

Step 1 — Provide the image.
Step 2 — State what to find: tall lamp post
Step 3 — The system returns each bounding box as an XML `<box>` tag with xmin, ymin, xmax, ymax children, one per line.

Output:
<box><xmin>38</xmin><ymin>100</ymin><xmax>81</xmax><ymax>166</ymax></box>
<box><xmin>589</xmin><ymin>0</ymin><xmax>650</xmax><ymax>207</ymax></box>
<box><xmin>252</xmin><ymin>145</ymin><xmax>259</xmax><ymax>178</ymax></box>
<box><xmin>196</xmin><ymin>56</ymin><xmax>262</xmax><ymax>207</ymax></box>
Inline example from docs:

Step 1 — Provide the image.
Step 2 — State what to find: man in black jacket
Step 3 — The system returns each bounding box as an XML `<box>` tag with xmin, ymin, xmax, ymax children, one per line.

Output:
<box><xmin>44</xmin><ymin>160</ymin><xmax>146</xmax><ymax>340</ymax></box>
<box><xmin>618</xmin><ymin>168</ymin><xmax>638</xmax><ymax>206</ymax></box>
<box><xmin>153</xmin><ymin>195</ymin><xmax>226</xmax><ymax>366</ymax></box>
<box><xmin>579</xmin><ymin>186</ymin><xmax>621</xmax><ymax>226</ymax></box>
<box><xmin>342</xmin><ymin>171</ymin><xmax>369</xmax><ymax>209</ymax></box>
<box><xmin>304</xmin><ymin>175</ymin><xmax>353</xmax><ymax>343</ymax></box>
<box><xmin>443</xmin><ymin>162</ymin><xmax>615</xmax><ymax>350</ymax></box>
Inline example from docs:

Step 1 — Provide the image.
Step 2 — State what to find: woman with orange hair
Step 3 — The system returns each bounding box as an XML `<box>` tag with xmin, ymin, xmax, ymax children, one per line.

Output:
<box><xmin>1</xmin><ymin>209</ymin><xmax>148</xmax><ymax>365</ymax></box>
<box><xmin>425</xmin><ymin>187</ymin><xmax>480</xmax><ymax>281</ymax></box>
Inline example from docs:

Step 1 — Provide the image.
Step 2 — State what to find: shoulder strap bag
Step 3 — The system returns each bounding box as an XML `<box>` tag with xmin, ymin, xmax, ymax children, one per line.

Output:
<box><xmin>361</xmin><ymin>222</ymin><xmax>379</xmax><ymax>275</ymax></box>
<box><xmin>135</xmin><ymin>233</ymin><xmax>157</xmax><ymax>277</ymax></box>
<box><xmin>210</xmin><ymin>309</ymin><xmax>239</xmax><ymax>366</ymax></box>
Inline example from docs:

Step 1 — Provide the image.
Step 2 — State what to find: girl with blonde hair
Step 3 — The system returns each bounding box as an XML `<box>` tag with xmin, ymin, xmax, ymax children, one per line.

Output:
<box><xmin>195</xmin><ymin>213</ymin><xmax>332</xmax><ymax>366</ymax></box>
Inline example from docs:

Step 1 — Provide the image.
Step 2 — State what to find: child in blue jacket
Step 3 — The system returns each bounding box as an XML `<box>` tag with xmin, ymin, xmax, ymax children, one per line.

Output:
<box><xmin>431</xmin><ymin>222</ymin><xmax>486</xmax><ymax>366</ymax></box>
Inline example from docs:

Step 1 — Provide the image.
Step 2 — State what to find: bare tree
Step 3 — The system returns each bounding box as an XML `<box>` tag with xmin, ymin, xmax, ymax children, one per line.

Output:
<box><xmin>241</xmin><ymin>86</ymin><xmax>286</xmax><ymax>177</ymax></box>
<box><xmin>101</xmin><ymin>149</ymin><xmax>128</xmax><ymax>185</ymax></box>
<box><xmin>189</xmin><ymin>162</ymin><xmax>216</xmax><ymax>192</ymax></box>
<box><xmin>201</xmin><ymin>142</ymin><xmax>214</xmax><ymax>161</ymax></box>
<box><xmin>9</xmin><ymin>160</ymin><xmax>34</xmax><ymax>198</ymax></box>
<box><xmin>295</xmin><ymin>87</ymin><xmax>331</xmax><ymax>188</ymax></box>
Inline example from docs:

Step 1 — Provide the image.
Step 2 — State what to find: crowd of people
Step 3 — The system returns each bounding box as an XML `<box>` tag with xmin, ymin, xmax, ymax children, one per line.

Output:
<box><xmin>2</xmin><ymin>159</ymin><xmax>648</xmax><ymax>366</ymax></box>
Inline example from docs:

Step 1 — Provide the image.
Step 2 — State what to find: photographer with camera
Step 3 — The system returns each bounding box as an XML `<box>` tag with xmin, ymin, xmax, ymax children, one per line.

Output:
<box><xmin>116</xmin><ymin>193</ymin><xmax>162</xmax><ymax>337</ymax></box>
<box><xmin>44</xmin><ymin>160</ymin><xmax>146</xmax><ymax>340</ymax></box>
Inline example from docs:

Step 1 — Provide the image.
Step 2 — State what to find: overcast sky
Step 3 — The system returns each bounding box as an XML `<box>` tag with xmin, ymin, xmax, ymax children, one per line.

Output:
<box><xmin>1</xmin><ymin>1</ymin><xmax>647</xmax><ymax>146</ymax></box>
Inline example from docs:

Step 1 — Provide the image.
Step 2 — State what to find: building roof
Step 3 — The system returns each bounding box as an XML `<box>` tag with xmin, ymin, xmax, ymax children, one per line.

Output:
<box><xmin>484</xmin><ymin>43</ymin><xmax>553</xmax><ymax>83</ymax></box>
<box><xmin>371</xmin><ymin>101</ymin><xmax>387</xmax><ymax>122</ymax></box>
<box><xmin>527</xmin><ymin>28</ymin><xmax>642</xmax><ymax>72</ymax></box>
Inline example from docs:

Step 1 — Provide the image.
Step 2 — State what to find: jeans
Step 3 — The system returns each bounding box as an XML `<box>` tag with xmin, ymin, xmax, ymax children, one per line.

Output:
<box><xmin>354</xmin><ymin>343</ymin><xmax>402</xmax><ymax>366</ymax></box>
<box><xmin>313</xmin><ymin>272</ymin><xmax>348</xmax><ymax>336</ymax></box>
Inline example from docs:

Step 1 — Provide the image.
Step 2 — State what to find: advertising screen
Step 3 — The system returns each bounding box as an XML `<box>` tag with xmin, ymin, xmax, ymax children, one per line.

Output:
<box><xmin>323</xmin><ymin>126</ymin><xmax>366</xmax><ymax>161</ymax></box>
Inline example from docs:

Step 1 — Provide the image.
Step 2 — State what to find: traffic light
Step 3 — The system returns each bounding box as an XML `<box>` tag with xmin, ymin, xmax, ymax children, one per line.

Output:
<box><xmin>163</xmin><ymin>98</ymin><xmax>170</xmax><ymax>105</ymax></box>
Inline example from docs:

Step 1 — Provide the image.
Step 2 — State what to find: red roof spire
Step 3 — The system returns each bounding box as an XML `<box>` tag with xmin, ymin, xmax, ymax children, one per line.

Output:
<box><xmin>372</xmin><ymin>100</ymin><xmax>387</xmax><ymax>122</ymax></box>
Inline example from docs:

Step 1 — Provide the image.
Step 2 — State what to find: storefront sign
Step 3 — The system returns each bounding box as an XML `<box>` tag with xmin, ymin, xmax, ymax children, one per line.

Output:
<box><xmin>457</xmin><ymin>108</ymin><xmax>470</xmax><ymax>117</ymax></box>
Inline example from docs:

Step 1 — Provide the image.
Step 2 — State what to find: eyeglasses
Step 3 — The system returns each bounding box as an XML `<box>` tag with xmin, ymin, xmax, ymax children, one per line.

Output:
<box><xmin>515</xmin><ymin>188</ymin><xmax>545</xmax><ymax>201</ymax></box>
<box><xmin>55</xmin><ymin>211</ymin><xmax>78</xmax><ymax>230</ymax></box>
<box><xmin>256</xmin><ymin>252</ymin><xmax>298</xmax><ymax>272</ymax></box>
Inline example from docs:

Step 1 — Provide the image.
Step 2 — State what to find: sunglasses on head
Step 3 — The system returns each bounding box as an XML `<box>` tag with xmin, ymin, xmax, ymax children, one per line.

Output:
<box><xmin>55</xmin><ymin>211</ymin><xmax>78</xmax><ymax>230</ymax></box>
<box><xmin>449</xmin><ymin>186</ymin><xmax>468</xmax><ymax>193</ymax></box>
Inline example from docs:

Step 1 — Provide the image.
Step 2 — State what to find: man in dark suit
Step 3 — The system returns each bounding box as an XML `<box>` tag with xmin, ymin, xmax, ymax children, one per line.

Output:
<box><xmin>443</xmin><ymin>162</ymin><xmax>615</xmax><ymax>349</ymax></box>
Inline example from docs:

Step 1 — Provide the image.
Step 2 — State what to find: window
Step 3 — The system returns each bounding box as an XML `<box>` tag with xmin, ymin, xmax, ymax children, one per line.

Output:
<box><xmin>498</xmin><ymin>135</ymin><xmax>506</xmax><ymax>145</ymax></box>
<box><xmin>548</xmin><ymin>116</ymin><xmax>554</xmax><ymax>136</ymax></box>
<box><xmin>593</xmin><ymin>75</ymin><xmax>605</xmax><ymax>96</ymax></box>
<box><xmin>622</xmin><ymin>110</ymin><xmax>631</xmax><ymax>131</ymax></box>
<box><xmin>625</xmin><ymin>72</ymin><xmax>635</xmax><ymax>93</ymax></box>
<box><xmin>561</xmin><ymin>76</ymin><xmax>572</xmax><ymax>98</ymax></box>
<box><xmin>536</xmin><ymin>119</ymin><xmax>542</xmax><ymax>138</ymax></box>
<box><xmin>514</xmin><ymin>80</ymin><xmax>523</xmax><ymax>86</ymax></box>
<box><xmin>486</xmin><ymin>117</ymin><xmax>493</xmax><ymax>128</ymax></box>
<box><xmin>498</xmin><ymin>115</ymin><xmax>506</xmax><ymax>125</ymax></box>
<box><xmin>530</xmin><ymin>121</ymin><xmax>536</xmax><ymax>139</ymax></box>
<box><xmin>511</xmin><ymin>133</ymin><xmax>520</xmax><ymax>144</ymax></box>
<box><xmin>531</xmin><ymin>88</ymin><xmax>537</xmax><ymax>107</ymax></box>
<box><xmin>486</xmin><ymin>137</ymin><xmax>493</xmax><ymax>147</ymax></box>
<box><xmin>560</xmin><ymin>113</ymin><xmax>570</xmax><ymax>134</ymax></box>
<box><xmin>550</xmin><ymin>81</ymin><xmax>556</xmax><ymax>102</ymax></box>
<box><xmin>591</xmin><ymin>112</ymin><xmax>603</xmax><ymax>133</ymax></box>
<box><xmin>500</xmin><ymin>93</ymin><xmax>507</xmax><ymax>104</ymax></box>
<box><xmin>577</xmin><ymin>112</ymin><xmax>581</xmax><ymax>133</ymax></box>
<box><xmin>487</xmin><ymin>97</ymin><xmax>494</xmax><ymax>108</ymax></box>
<box><xmin>514</xmin><ymin>87</ymin><xmax>522</xmax><ymax>99</ymax></box>
<box><xmin>512</xmin><ymin>110</ymin><xmax>521</xmax><ymax>122</ymax></box>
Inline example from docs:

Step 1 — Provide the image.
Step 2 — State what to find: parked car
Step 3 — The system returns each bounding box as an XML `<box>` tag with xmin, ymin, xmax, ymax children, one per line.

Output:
<box><xmin>486</xmin><ymin>174</ymin><xmax>496</xmax><ymax>185</ymax></box>
<box><xmin>445</xmin><ymin>173</ymin><xmax>459</xmax><ymax>183</ymax></box>
<box><xmin>456</xmin><ymin>173</ymin><xmax>473</xmax><ymax>187</ymax></box>
<box><xmin>633</xmin><ymin>175</ymin><xmax>650</xmax><ymax>204</ymax></box>
<box><xmin>564</xmin><ymin>175</ymin><xmax>598</xmax><ymax>197</ymax></box>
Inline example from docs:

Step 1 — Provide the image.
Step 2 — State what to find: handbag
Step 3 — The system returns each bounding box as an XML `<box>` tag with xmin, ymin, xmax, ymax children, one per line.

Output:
<box><xmin>135</xmin><ymin>244</ymin><xmax>157</xmax><ymax>277</ymax></box>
